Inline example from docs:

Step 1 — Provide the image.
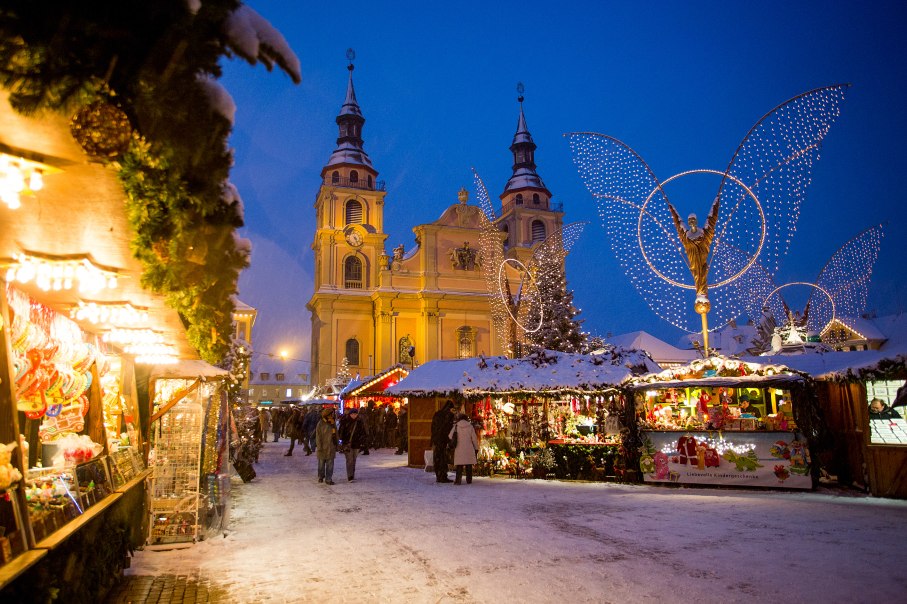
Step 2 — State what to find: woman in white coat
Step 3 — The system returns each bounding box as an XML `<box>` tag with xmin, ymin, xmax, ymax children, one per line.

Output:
<box><xmin>448</xmin><ymin>413</ymin><xmax>479</xmax><ymax>485</ymax></box>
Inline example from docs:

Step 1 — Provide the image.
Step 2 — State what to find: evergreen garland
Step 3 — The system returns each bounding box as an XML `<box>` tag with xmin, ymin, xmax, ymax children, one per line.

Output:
<box><xmin>0</xmin><ymin>0</ymin><xmax>297</xmax><ymax>364</ymax></box>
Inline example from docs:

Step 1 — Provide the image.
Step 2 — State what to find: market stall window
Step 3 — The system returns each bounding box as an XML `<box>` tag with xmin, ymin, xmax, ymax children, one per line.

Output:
<box><xmin>866</xmin><ymin>380</ymin><xmax>907</xmax><ymax>445</ymax></box>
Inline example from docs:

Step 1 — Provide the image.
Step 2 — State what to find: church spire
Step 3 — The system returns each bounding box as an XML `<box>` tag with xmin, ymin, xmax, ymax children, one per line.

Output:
<box><xmin>324</xmin><ymin>49</ymin><xmax>375</xmax><ymax>174</ymax></box>
<box><xmin>502</xmin><ymin>82</ymin><xmax>549</xmax><ymax>197</ymax></box>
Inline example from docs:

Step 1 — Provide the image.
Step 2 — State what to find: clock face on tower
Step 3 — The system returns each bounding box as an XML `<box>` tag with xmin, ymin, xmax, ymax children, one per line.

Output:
<box><xmin>345</xmin><ymin>229</ymin><xmax>363</xmax><ymax>247</ymax></box>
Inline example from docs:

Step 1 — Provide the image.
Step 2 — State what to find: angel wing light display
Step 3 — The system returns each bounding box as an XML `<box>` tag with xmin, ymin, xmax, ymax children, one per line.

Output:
<box><xmin>736</xmin><ymin>225</ymin><xmax>884</xmax><ymax>352</ymax></box>
<box><xmin>566</xmin><ymin>85</ymin><xmax>849</xmax><ymax>352</ymax></box>
<box><xmin>472</xmin><ymin>169</ymin><xmax>585</xmax><ymax>356</ymax></box>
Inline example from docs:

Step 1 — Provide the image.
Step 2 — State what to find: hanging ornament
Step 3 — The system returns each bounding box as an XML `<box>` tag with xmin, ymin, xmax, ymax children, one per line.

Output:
<box><xmin>70</xmin><ymin>100</ymin><xmax>132</xmax><ymax>160</ymax></box>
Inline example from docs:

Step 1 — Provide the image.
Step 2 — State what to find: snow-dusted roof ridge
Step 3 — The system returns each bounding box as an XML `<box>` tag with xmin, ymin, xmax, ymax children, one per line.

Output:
<box><xmin>385</xmin><ymin>348</ymin><xmax>659</xmax><ymax>398</ymax></box>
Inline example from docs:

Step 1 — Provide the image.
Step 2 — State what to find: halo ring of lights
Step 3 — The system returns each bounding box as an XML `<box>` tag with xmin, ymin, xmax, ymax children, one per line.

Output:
<box><xmin>497</xmin><ymin>258</ymin><xmax>544</xmax><ymax>334</ymax></box>
<box><xmin>763</xmin><ymin>281</ymin><xmax>836</xmax><ymax>333</ymax></box>
<box><xmin>638</xmin><ymin>169</ymin><xmax>766</xmax><ymax>290</ymax></box>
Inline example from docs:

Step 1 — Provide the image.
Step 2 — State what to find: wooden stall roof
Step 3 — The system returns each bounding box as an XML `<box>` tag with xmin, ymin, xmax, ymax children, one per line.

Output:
<box><xmin>0</xmin><ymin>91</ymin><xmax>197</xmax><ymax>359</ymax></box>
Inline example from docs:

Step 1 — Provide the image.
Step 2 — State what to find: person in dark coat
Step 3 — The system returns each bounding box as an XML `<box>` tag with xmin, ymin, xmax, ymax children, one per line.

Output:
<box><xmin>284</xmin><ymin>408</ymin><xmax>306</xmax><ymax>456</ymax></box>
<box><xmin>870</xmin><ymin>398</ymin><xmax>902</xmax><ymax>420</ymax></box>
<box><xmin>384</xmin><ymin>405</ymin><xmax>398</xmax><ymax>448</ymax></box>
<box><xmin>395</xmin><ymin>403</ymin><xmax>409</xmax><ymax>455</ymax></box>
<box><xmin>358</xmin><ymin>404</ymin><xmax>372</xmax><ymax>455</ymax></box>
<box><xmin>302</xmin><ymin>406</ymin><xmax>320</xmax><ymax>455</ymax></box>
<box><xmin>315</xmin><ymin>408</ymin><xmax>338</xmax><ymax>485</ymax></box>
<box><xmin>431</xmin><ymin>400</ymin><xmax>455</xmax><ymax>483</ymax></box>
<box><xmin>339</xmin><ymin>407</ymin><xmax>368</xmax><ymax>481</ymax></box>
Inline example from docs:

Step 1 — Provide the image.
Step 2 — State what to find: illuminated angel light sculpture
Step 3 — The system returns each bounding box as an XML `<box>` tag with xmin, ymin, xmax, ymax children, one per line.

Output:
<box><xmin>566</xmin><ymin>85</ymin><xmax>849</xmax><ymax>353</ymax></box>
<box><xmin>472</xmin><ymin>169</ymin><xmax>585</xmax><ymax>357</ymax></box>
<box><xmin>732</xmin><ymin>224</ymin><xmax>884</xmax><ymax>352</ymax></box>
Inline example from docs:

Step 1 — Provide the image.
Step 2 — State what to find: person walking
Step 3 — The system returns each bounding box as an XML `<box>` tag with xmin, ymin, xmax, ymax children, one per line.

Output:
<box><xmin>271</xmin><ymin>407</ymin><xmax>284</xmax><ymax>442</ymax></box>
<box><xmin>315</xmin><ymin>408</ymin><xmax>338</xmax><ymax>485</ymax></box>
<box><xmin>339</xmin><ymin>407</ymin><xmax>367</xmax><ymax>482</ymax></box>
<box><xmin>258</xmin><ymin>408</ymin><xmax>271</xmax><ymax>443</ymax></box>
<box><xmin>302</xmin><ymin>406</ymin><xmax>320</xmax><ymax>455</ymax></box>
<box><xmin>395</xmin><ymin>403</ymin><xmax>409</xmax><ymax>455</ymax></box>
<box><xmin>384</xmin><ymin>405</ymin><xmax>398</xmax><ymax>448</ymax></box>
<box><xmin>284</xmin><ymin>408</ymin><xmax>305</xmax><ymax>456</ymax></box>
<box><xmin>449</xmin><ymin>413</ymin><xmax>479</xmax><ymax>485</ymax></box>
<box><xmin>430</xmin><ymin>400</ymin><xmax>455</xmax><ymax>483</ymax></box>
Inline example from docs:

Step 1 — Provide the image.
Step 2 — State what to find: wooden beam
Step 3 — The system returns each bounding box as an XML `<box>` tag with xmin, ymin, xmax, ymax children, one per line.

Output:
<box><xmin>149</xmin><ymin>378</ymin><xmax>202</xmax><ymax>424</ymax></box>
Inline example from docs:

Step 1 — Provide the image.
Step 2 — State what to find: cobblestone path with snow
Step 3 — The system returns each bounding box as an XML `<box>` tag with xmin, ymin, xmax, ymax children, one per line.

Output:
<box><xmin>110</xmin><ymin>441</ymin><xmax>907</xmax><ymax>603</ymax></box>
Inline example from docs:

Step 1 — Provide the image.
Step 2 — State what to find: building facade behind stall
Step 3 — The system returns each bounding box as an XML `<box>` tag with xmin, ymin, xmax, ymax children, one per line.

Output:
<box><xmin>307</xmin><ymin>63</ymin><xmax>565</xmax><ymax>385</ymax></box>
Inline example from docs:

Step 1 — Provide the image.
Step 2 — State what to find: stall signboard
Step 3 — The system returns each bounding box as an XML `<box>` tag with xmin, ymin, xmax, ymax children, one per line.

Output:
<box><xmin>639</xmin><ymin>430</ymin><xmax>812</xmax><ymax>490</ymax></box>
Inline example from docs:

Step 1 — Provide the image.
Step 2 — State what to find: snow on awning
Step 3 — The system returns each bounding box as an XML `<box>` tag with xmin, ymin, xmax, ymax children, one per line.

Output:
<box><xmin>629</xmin><ymin>356</ymin><xmax>807</xmax><ymax>391</ymax></box>
<box><xmin>742</xmin><ymin>350</ymin><xmax>907</xmax><ymax>382</ymax></box>
<box><xmin>385</xmin><ymin>349</ymin><xmax>659</xmax><ymax>398</ymax></box>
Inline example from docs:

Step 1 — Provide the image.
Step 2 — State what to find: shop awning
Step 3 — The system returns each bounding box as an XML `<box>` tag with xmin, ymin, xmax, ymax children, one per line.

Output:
<box><xmin>628</xmin><ymin>356</ymin><xmax>808</xmax><ymax>391</ymax></box>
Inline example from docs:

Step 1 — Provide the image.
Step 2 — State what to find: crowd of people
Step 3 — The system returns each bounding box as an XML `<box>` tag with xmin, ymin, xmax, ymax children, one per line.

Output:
<box><xmin>249</xmin><ymin>401</ymin><xmax>411</xmax><ymax>485</ymax></box>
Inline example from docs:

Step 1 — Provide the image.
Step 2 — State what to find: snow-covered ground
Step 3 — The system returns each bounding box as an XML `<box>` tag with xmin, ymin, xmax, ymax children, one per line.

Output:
<box><xmin>128</xmin><ymin>442</ymin><xmax>907</xmax><ymax>603</ymax></box>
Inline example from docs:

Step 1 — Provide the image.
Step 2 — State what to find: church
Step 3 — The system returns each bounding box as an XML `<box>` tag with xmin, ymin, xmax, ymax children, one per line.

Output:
<box><xmin>307</xmin><ymin>63</ymin><xmax>564</xmax><ymax>386</ymax></box>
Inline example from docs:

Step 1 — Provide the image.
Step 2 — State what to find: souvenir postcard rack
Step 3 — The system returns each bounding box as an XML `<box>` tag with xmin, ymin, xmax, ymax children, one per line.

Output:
<box><xmin>149</xmin><ymin>399</ymin><xmax>204</xmax><ymax>544</ymax></box>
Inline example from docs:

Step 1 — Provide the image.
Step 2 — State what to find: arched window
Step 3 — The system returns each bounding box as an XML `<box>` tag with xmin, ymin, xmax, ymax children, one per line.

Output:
<box><xmin>344</xmin><ymin>256</ymin><xmax>363</xmax><ymax>288</ymax></box>
<box><xmin>331</xmin><ymin>171</ymin><xmax>340</xmax><ymax>184</ymax></box>
<box><xmin>349</xmin><ymin>170</ymin><xmax>359</xmax><ymax>184</ymax></box>
<box><xmin>345</xmin><ymin>338</ymin><xmax>360</xmax><ymax>366</ymax></box>
<box><xmin>531</xmin><ymin>220</ymin><xmax>546</xmax><ymax>243</ymax></box>
<box><xmin>502</xmin><ymin>224</ymin><xmax>510</xmax><ymax>247</ymax></box>
<box><xmin>367</xmin><ymin>174</ymin><xmax>373</xmax><ymax>188</ymax></box>
<box><xmin>515</xmin><ymin>194</ymin><xmax>523</xmax><ymax>206</ymax></box>
<box><xmin>532</xmin><ymin>193</ymin><xmax>540</xmax><ymax>205</ymax></box>
<box><xmin>345</xmin><ymin>200</ymin><xmax>363</xmax><ymax>224</ymax></box>
<box><xmin>456</xmin><ymin>326</ymin><xmax>476</xmax><ymax>359</ymax></box>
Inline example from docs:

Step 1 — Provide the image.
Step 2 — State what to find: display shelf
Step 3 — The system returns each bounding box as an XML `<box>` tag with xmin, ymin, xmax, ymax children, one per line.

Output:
<box><xmin>115</xmin><ymin>468</ymin><xmax>152</xmax><ymax>494</ymax></box>
<box><xmin>0</xmin><ymin>549</ymin><xmax>47</xmax><ymax>591</ymax></box>
<box><xmin>33</xmin><ymin>492</ymin><xmax>123</xmax><ymax>550</ymax></box>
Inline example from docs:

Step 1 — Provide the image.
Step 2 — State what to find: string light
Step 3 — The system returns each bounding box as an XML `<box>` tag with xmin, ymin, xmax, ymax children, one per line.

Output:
<box><xmin>5</xmin><ymin>253</ymin><xmax>119</xmax><ymax>294</ymax></box>
<box><xmin>71</xmin><ymin>301</ymin><xmax>149</xmax><ymax>326</ymax></box>
<box><xmin>566</xmin><ymin>84</ymin><xmax>849</xmax><ymax>333</ymax></box>
<box><xmin>102</xmin><ymin>328</ymin><xmax>164</xmax><ymax>346</ymax></box>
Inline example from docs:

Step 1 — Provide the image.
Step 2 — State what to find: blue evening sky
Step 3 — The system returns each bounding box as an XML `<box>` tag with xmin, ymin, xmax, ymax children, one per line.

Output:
<box><xmin>221</xmin><ymin>1</ymin><xmax>907</xmax><ymax>366</ymax></box>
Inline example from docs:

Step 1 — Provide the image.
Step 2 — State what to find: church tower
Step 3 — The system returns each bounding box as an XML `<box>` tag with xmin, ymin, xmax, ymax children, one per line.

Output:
<box><xmin>308</xmin><ymin>53</ymin><xmax>388</xmax><ymax>386</ymax></box>
<box><xmin>495</xmin><ymin>85</ymin><xmax>563</xmax><ymax>264</ymax></box>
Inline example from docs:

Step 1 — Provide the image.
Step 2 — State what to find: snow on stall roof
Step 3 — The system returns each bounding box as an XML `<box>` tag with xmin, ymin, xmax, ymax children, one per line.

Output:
<box><xmin>629</xmin><ymin>356</ymin><xmax>807</xmax><ymax>391</ymax></box>
<box><xmin>606</xmin><ymin>331</ymin><xmax>699</xmax><ymax>363</ymax></box>
<box><xmin>742</xmin><ymin>313</ymin><xmax>907</xmax><ymax>380</ymax></box>
<box><xmin>384</xmin><ymin>349</ymin><xmax>659</xmax><ymax>398</ymax></box>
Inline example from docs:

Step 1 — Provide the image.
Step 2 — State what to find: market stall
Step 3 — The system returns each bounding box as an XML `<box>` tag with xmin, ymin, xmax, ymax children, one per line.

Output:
<box><xmin>384</xmin><ymin>348</ymin><xmax>659</xmax><ymax>480</ymax></box>
<box><xmin>628</xmin><ymin>357</ymin><xmax>821</xmax><ymax>490</ymax></box>
<box><xmin>752</xmin><ymin>345</ymin><xmax>907</xmax><ymax>498</ymax></box>
<box><xmin>339</xmin><ymin>365</ymin><xmax>409</xmax><ymax>411</ymax></box>
<box><xmin>146</xmin><ymin>361</ymin><xmax>230</xmax><ymax>546</ymax></box>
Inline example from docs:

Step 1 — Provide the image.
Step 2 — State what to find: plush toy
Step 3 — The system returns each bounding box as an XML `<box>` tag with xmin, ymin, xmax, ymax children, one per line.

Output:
<box><xmin>0</xmin><ymin>442</ymin><xmax>24</xmax><ymax>491</ymax></box>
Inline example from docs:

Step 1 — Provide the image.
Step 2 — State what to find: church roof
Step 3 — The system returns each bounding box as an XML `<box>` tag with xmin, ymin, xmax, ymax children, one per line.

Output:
<box><xmin>325</xmin><ymin>64</ymin><xmax>374</xmax><ymax>171</ymax></box>
<box><xmin>502</xmin><ymin>95</ymin><xmax>550</xmax><ymax>195</ymax></box>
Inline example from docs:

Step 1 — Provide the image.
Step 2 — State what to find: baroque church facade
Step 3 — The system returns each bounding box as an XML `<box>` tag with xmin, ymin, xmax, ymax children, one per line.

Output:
<box><xmin>307</xmin><ymin>64</ymin><xmax>563</xmax><ymax>386</ymax></box>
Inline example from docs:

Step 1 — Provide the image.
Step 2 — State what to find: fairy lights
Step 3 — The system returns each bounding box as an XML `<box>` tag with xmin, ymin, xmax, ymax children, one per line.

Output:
<box><xmin>473</xmin><ymin>169</ymin><xmax>585</xmax><ymax>356</ymax></box>
<box><xmin>71</xmin><ymin>301</ymin><xmax>149</xmax><ymax>326</ymax></box>
<box><xmin>566</xmin><ymin>85</ymin><xmax>849</xmax><ymax>333</ymax></box>
<box><xmin>5</xmin><ymin>253</ymin><xmax>118</xmax><ymax>294</ymax></box>
<box><xmin>733</xmin><ymin>224</ymin><xmax>883</xmax><ymax>346</ymax></box>
<box><xmin>102</xmin><ymin>328</ymin><xmax>164</xmax><ymax>346</ymax></box>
